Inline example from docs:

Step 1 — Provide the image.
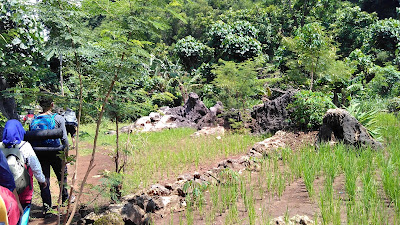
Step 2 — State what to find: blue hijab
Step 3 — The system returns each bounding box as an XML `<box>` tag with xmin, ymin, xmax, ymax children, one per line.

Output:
<box><xmin>2</xmin><ymin>119</ymin><xmax>26</xmax><ymax>148</ymax></box>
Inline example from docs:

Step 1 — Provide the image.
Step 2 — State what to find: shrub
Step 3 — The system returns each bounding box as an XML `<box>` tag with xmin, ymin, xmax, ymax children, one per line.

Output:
<box><xmin>151</xmin><ymin>92</ymin><xmax>177</xmax><ymax>107</ymax></box>
<box><xmin>388</xmin><ymin>97</ymin><xmax>400</xmax><ymax>114</ymax></box>
<box><xmin>287</xmin><ymin>90</ymin><xmax>336</xmax><ymax>129</ymax></box>
<box><xmin>208</xmin><ymin>20</ymin><xmax>261</xmax><ymax>61</ymax></box>
<box><xmin>367</xmin><ymin>65</ymin><xmax>400</xmax><ymax>97</ymax></box>
<box><xmin>0</xmin><ymin>112</ymin><xmax>7</xmax><ymax>128</ymax></box>
<box><xmin>174</xmin><ymin>36</ymin><xmax>213</xmax><ymax>69</ymax></box>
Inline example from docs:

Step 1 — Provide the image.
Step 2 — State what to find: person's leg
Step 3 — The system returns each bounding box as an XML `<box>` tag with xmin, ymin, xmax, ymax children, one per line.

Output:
<box><xmin>50</xmin><ymin>152</ymin><xmax>69</xmax><ymax>203</ymax></box>
<box><xmin>35</xmin><ymin>152</ymin><xmax>52</xmax><ymax>212</ymax></box>
<box><xmin>71</xmin><ymin>126</ymin><xmax>77</xmax><ymax>148</ymax></box>
<box><xmin>66</xmin><ymin>124</ymin><xmax>76</xmax><ymax>149</ymax></box>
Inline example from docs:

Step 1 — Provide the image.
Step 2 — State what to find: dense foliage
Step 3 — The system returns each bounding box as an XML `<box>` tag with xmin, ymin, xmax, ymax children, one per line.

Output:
<box><xmin>288</xmin><ymin>90</ymin><xmax>336</xmax><ymax>129</ymax></box>
<box><xmin>0</xmin><ymin>0</ymin><xmax>399</xmax><ymax>126</ymax></box>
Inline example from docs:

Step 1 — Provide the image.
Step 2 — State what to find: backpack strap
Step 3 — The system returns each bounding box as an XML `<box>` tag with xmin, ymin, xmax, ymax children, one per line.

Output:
<box><xmin>1</xmin><ymin>144</ymin><xmax>24</xmax><ymax>161</ymax></box>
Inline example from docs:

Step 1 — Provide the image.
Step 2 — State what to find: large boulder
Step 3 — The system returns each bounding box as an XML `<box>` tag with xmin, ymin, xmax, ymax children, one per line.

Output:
<box><xmin>251</xmin><ymin>90</ymin><xmax>297</xmax><ymax>134</ymax></box>
<box><xmin>316</xmin><ymin>108</ymin><xmax>382</xmax><ymax>149</ymax></box>
<box><xmin>165</xmin><ymin>92</ymin><xmax>209</xmax><ymax>124</ymax></box>
<box><xmin>196</xmin><ymin>101</ymin><xmax>224</xmax><ymax>129</ymax></box>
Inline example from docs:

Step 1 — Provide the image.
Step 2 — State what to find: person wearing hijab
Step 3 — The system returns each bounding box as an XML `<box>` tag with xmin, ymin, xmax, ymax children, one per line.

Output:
<box><xmin>1</xmin><ymin>119</ymin><xmax>47</xmax><ymax>208</ymax></box>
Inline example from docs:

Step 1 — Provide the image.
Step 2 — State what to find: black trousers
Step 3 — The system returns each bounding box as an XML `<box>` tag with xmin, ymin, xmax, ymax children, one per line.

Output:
<box><xmin>35</xmin><ymin>151</ymin><xmax>69</xmax><ymax>210</ymax></box>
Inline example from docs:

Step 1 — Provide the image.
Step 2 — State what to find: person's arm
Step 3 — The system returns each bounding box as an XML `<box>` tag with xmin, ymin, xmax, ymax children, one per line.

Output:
<box><xmin>20</xmin><ymin>142</ymin><xmax>46</xmax><ymax>185</ymax></box>
<box><xmin>55</xmin><ymin>115</ymin><xmax>69</xmax><ymax>149</ymax></box>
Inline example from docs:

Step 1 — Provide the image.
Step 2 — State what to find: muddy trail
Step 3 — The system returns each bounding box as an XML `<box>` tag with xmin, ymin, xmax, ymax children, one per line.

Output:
<box><xmin>29</xmin><ymin>145</ymin><xmax>114</xmax><ymax>225</ymax></box>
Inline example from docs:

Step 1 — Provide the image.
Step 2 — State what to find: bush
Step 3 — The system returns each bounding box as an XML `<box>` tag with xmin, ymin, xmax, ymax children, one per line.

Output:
<box><xmin>0</xmin><ymin>112</ymin><xmax>7</xmax><ymax>128</ymax></box>
<box><xmin>287</xmin><ymin>90</ymin><xmax>336</xmax><ymax>129</ymax></box>
<box><xmin>388</xmin><ymin>97</ymin><xmax>400</xmax><ymax>114</ymax></box>
<box><xmin>208</xmin><ymin>20</ymin><xmax>261</xmax><ymax>61</ymax></box>
<box><xmin>151</xmin><ymin>92</ymin><xmax>177</xmax><ymax>107</ymax></box>
<box><xmin>367</xmin><ymin>65</ymin><xmax>400</xmax><ymax>97</ymax></box>
<box><xmin>174</xmin><ymin>36</ymin><xmax>213</xmax><ymax>69</ymax></box>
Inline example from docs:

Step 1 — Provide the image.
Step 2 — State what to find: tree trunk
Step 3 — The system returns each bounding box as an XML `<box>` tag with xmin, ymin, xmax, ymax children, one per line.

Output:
<box><xmin>341</xmin><ymin>88</ymin><xmax>346</xmax><ymax>106</ymax></box>
<box><xmin>309</xmin><ymin>66</ymin><xmax>314</xmax><ymax>91</ymax></box>
<box><xmin>333</xmin><ymin>88</ymin><xmax>339</xmax><ymax>107</ymax></box>
<box><xmin>300</xmin><ymin>0</ymin><xmax>309</xmax><ymax>27</ymax></box>
<box><xmin>115</xmin><ymin>115</ymin><xmax>119</xmax><ymax>173</ymax></box>
<box><xmin>0</xmin><ymin>76</ymin><xmax>18</xmax><ymax>122</ymax></box>
<box><xmin>59</xmin><ymin>52</ymin><xmax>64</xmax><ymax>96</ymax></box>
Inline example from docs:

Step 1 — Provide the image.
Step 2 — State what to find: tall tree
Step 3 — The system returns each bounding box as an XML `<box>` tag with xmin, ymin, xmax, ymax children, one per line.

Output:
<box><xmin>283</xmin><ymin>22</ymin><xmax>333</xmax><ymax>90</ymax></box>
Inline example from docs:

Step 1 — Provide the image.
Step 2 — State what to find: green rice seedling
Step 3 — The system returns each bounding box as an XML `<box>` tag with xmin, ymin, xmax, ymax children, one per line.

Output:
<box><xmin>185</xmin><ymin>200</ymin><xmax>194</xmax><ymax>225</ymax></box>
<box><xmin>287</xmin><ymin>151</ymin><xmax>302</xmax><ymax>180</ymax></box>
<box><xmin>217</xmin><ymin>168</ymin><xmax>241</xmax><ymax>216</ymax></box>
<box><xmin>313</xmin><ymin>212</ymin><xmax>319</xmax><ymax>225</ymax></box>
<box><xmin>182</xmin><ymin>179</ymin><xmax>209</xmax><ymax>222</ymax></box>
<box><xmin>343</xmin><ymin>152</ymin><xmax>357</xmax><ymax>202</ymax></box>
<box><xmin>284</xmin><ymin>207</ymin><xmax>290</xmax><ymax>223</ymax></box>
<box><xmin>179</xmin><ymin>213</ymin><xmax>184</xmax><ymax>225</ymax></box>
<box><xmin>225</xmin><ymin>204</ymin><xmax>239</xmax><ymax>224</ymax></box>
<box><xmin>169</xmin><ymin>209</ymin><xmax>174</xmax><ymax>225</ymax></box>
<box><xmin>320</xmin><ymin>180</ymin><xmax>334</xmax><ymax>225</ymax></box>
<box><xmin>211</xmin><ymin>184</ymin><xmax>222</xmax><ymax>216</ymax></box>
<box><xmin>320</xmin><ymin>145</ymin><xmax>338</xmax><ymax>184</ymax></box>
<box><xmin>380</xmin><ymin>157</ymin><xmax>400</xmax><ymax>216</ymax></box>
<box><xmin>240</xmin><ymin>179</ymin><xmax>249</xmax><ymax>212</ymax></box>
<box><xmin>247</xmin><ymin>189</ymin><xmax>256</xmax><ymax>225</ymax></box>
<box><xmin>205</xmin><ymin>209</ymin><xmax>214</xmax><ymax>225</ymax></box>
<box><xmin>301</xmin><ymin>148</ymin><xmax>317</xmax><ymax>198</ymax></box>
<box><xmin>277</xmin><ymin>171</ymin><xmax>286</xmax><ymax>198</ymax></box>
<box><xmin>281</xmin><ymin>147</ymin><xmax>292</xmax><ymax>165</ymax></box>
<box><xmin>332</xmin><ymin>198</ymin><xmax>341</xmax><ymax>225</ymax></box>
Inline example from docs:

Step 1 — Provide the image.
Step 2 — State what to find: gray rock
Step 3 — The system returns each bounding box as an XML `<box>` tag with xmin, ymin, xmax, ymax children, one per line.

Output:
<box><xmin>316</xmin><ymin>108</ymin><xmax>383</xmax><ymax>149</ymax></box>
<box><xmin>104</xmin><ymin>130</ymin><xmax>116</xmax><ymax>135</ymax></box>
<box><xmin>147</xmin><ymin>184</ymin><xmax>171</xmax><ymax>196</ymax></box>
<box><xmin>251</xmin><ymin>90</ymin><xmax>297</xmax><ymax>134</ymax></box>
<box><xmin>121</xmin><ymin>203</ymin><xmax>146</xmax><ymax>225</ymax></box>
<box><xmin>196</xmin><ymin>101</ymin><xmax>223</xmax><ymax>129</ymax></box>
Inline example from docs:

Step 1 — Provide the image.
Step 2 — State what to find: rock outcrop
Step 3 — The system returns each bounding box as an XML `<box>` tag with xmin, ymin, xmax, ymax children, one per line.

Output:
<box><xmin>121</xmin><ymin>93</ymin><xmax>221</xmax><ymax>133</ymax></box>
<box><xmin>196</xmin><ymin>101</ymin><xmax>224</xmax><ymax>129</ymax></box>
<box><xmin>251</xmin><ymin>90</ymin><xmax>297</xmax><ymax>134</ymax></box>
<box><xmin>316</xmin><ymin>108</ymin><xmax>382</xmax><ymax>149</ymax></box>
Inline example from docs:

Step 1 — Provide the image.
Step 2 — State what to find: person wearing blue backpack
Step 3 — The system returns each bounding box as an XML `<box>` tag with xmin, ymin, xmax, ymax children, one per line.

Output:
<box><xmin>29</xmin><ymin>95</ymin><xmax>70</xmax><ymax>218</ymax></box>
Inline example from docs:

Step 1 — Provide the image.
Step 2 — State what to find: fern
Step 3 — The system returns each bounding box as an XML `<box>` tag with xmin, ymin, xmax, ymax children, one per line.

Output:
<box><xmin>346</xmin><ymin>100</ymin><xmax>382</xmax><ymax>141</ymax></box>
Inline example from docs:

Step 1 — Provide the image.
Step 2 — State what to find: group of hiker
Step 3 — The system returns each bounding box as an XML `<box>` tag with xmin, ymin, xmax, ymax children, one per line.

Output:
<box><xmin>0</xmin><ymin>95</ymin><xmax>78</xmax><ymax>224</ymax></box>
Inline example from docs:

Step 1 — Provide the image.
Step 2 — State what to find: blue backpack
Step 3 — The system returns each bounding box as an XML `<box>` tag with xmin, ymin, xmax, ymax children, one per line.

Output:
<box><xmin>29</xmin><ymin>114</ymin><xmax>61</xmax><ymax>147</ymax></box>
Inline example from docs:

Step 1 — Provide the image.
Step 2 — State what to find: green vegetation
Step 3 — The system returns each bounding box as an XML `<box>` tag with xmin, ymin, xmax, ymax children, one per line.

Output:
<box><xmin>288</xmin><ymin>90</ymin><xmax>336</xmax><ymax>129</ymax></box>
<box><xmin>2</xmin><ymin>0</ymin><xmax>399</xmax><ymax>122</ymax></box>
<box><xmin>2</xmin><ymin>0</ymin><xmax>400</xmax><ymax>223</ymax></box>
<box><xmin>160</xmin><ymin>112</ymin><xmax>400</xmax><ymax>224</ymax></box>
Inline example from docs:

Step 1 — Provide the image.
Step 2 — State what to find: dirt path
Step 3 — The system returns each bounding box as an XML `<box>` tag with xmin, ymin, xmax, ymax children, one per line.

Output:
<box><xmin>29</xmin><ymin>145</ymin><xmax>114</xmax><ymax>225</ymax></box>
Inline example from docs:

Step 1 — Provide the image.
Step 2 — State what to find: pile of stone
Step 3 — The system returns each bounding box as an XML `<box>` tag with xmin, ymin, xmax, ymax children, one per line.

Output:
<box><xmin>271</xmin><ymin>215</ymin><xmax>314</xmax><ymax>225</ymax></box>
<box><xmin>118</xmin><ymin>93</ymin><xmax>223</xmax><ymax>134</ymax></box>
